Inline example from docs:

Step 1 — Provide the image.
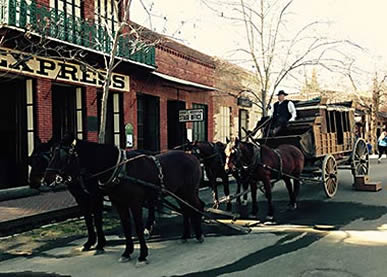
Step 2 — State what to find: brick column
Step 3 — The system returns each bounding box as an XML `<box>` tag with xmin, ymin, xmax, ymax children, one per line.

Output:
<box><xmin>85</xmin><ymin>86</ymin><xmax>98</xmax><ymax>142</ymax></box>
<box><xmin>159</xmin><ymin>97</ymin><xmax>167</xmax><ymax>151</ymax></box>
<box><xmin>36</xmin><ymin>78</ymin><xmax>52</xmax><ymax>142</ymax></box>
<box><xmin>208</xmin><ymin>94</ymin><xmax>214</xmax><ymax>141</ymax></box>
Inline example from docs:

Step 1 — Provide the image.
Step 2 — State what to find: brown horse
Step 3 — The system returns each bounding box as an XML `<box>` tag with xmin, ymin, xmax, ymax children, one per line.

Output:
<box><xmin>225</xmin><ymin>138</ymin><xmax>304</xmax><ymax>221</ymax></box>
<box><xmin>187</xmin><ymin>141</ymin><xmax>232</xmax><ymax>211</ymax></box>
<box><xmin>43</xmin><ymin>134</ymin><xmax>204</xmax><ymax>265</ymax></box>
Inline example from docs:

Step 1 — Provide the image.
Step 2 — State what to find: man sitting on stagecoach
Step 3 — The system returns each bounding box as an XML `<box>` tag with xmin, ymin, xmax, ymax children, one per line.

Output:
<box><xmin>267</xmin><ymin>90</ymin><xmax>297</xmax><ymax>136</ymax></box>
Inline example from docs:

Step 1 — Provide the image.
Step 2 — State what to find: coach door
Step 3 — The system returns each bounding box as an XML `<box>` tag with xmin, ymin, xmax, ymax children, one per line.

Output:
<box><xmin>167</xmin><ymin>100</ymin><xmax>186</xmax><ymax>149</ymax></box>
<box><xmin>0</xmin><ymin>78</ymin><xmax>29</xmax><ymax>188</ymax></box>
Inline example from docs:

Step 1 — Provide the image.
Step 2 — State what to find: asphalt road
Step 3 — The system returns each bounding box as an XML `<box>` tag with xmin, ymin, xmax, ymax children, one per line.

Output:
<box><xmin>0</xmin><ymin>158</ymin><xmax>386</xmax><ymax>277</ymax></box>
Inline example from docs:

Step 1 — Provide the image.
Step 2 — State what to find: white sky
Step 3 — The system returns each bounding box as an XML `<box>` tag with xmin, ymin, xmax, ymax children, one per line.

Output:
<box><xmin>131</xmin><ymin>0</ymin><xmax>387</xmax><ymax>92</ymax></box>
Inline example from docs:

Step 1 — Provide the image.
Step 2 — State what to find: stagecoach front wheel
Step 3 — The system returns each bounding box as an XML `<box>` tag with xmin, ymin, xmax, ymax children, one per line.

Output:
<box><xmin>351</xmin><ymin>138</ymin><xmax>369</xmax><ymax>176</ymax></box>
<box><xmin>322</xmin><ymin>154</ymin><xmax>338</xmax><ymax>198</ymax></box>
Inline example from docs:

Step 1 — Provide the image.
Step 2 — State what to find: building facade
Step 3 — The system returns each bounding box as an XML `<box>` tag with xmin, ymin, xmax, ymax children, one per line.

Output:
<box><xmin>0</xmin><ymin>0</ymin><xmax>218</xmax><ymax>189</ymax></box>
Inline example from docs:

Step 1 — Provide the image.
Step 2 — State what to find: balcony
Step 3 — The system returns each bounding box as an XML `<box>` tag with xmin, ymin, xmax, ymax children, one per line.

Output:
<box><xmin>0</xmin><ymin>0</ymin><xmax>156</xmax><ymax>67</ymax></box>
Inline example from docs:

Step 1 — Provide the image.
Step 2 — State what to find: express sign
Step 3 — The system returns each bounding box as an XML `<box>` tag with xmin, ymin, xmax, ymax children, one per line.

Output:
<box><xmin>0</xmin><ymin>48</ymin><xmax>130</xmax><ymax>92</ymax></box>
<box><xmin>179</xmin><ymin>109</ymin><xmax>204</xmax><ymax>122</ymax></box>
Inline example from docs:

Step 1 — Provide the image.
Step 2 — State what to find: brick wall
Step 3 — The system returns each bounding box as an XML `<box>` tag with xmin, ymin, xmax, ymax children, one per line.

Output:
<box><xmin>156</xmin><ymin>47</ymin><xmax>214</xmax><ymax>87</ymax></box>
<box><xmin>36</xmin><ymin>78</ymin><xmax>52</xmax><ymax>142</ymax></box>
<box><xmin>128</xmin><ymin>74</ymin><xmax>213</xmax><ymax>151</ymax></box>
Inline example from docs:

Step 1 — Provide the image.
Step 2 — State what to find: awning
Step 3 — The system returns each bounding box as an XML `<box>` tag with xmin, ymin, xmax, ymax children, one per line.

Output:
<box><xmin>151</xmin><ymin>71</ymin><xmax>216</xmax><ymax>91</ymax></box>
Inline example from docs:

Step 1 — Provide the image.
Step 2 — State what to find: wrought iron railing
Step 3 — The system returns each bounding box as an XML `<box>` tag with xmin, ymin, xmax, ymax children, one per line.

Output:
<box><xmin>0</xmin><ymin>0</ymin><xmax>156</xmax><ymax>67</ymax></box>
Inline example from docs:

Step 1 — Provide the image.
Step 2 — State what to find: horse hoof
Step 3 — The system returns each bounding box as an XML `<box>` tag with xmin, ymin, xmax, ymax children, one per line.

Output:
<box><xmin>264</xmin><ymin>216</ymin><xmax>276</xmax><ymax>224</ymax></box>
<box><xmin>94</xmin><ymin>249</ymin><xmax>105</xmax><ymax>255</ymax></box>
<box><xmin>196</xmin><ymin>236</ymin><xmax>204</xmax><ymax>243</ymax></box>
<box><xmin>287</xmin><ymin>203</ymin><xmax>297</xmax><ymax>211</ymax></box>
<box><xmin>119</xmin><ymin>256</ymin><xmax>131</xmax><ymax>263</ymax></box>
<box><xmin>136</xmin><ymin>259</ymin><xmax>149</xmax><ymax>267</ymax></box>
<box><xmin>180</xmin><ymin>238</ymin><xmax>188</xmax><ymax>243</ymax></box>
<box><xmin>144</xmin><ymin>229</ymin><xmax>151</xmax><ymax>240</ymax></box>
<box><xmin>81</xmin><ymin>246</ymin><xmax>92</xmax><ymax>252</ymax></box>
<box><xmin>241</xmin><ymin>200</ymin><xmax>248</xmax><ymax>206</ymax></box>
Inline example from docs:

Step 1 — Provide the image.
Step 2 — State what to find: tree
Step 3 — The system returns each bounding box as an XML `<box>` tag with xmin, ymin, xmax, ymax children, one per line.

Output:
<box><xmin>203</xmin><ymin>0</ymin><xmax>361</xmax><ymax>116</ymax></box>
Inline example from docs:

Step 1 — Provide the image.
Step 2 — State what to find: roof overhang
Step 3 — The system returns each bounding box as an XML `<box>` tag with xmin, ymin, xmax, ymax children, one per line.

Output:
<box><xmin>152</xmin><ymin>71</ymin><xmax>216</xmax><ymax>91</ymax></box>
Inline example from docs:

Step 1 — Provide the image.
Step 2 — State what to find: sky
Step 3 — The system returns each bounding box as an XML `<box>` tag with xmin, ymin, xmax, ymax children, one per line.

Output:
<box><xmin>131</xmin><ymin>0</ymin><xmax>387</xmax><ymax>92</ymax></box>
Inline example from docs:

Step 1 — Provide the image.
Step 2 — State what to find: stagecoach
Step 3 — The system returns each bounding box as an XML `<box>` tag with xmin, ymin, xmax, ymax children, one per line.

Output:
<box><xmin>255</xmin><ymin>97</ymin><xmax>369</xmax><ymax>198</ymax></box>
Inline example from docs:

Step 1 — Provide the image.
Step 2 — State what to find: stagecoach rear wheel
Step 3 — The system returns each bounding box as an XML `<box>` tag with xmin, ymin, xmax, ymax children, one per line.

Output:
<box><xmin>351</xmin><ymin>138</ymin><xmax>369</xmax><ymax>177</ymax></box>
<box><xmin>322</xmin><ymin>154</ymin><xmax>338</xmax><ymax>198</ymax></box>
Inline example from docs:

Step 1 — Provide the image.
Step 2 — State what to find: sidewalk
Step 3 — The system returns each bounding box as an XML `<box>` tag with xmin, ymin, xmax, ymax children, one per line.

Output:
<box><xmin>0</xmin><ymin>187</ymin><xmax>79</xmax><ymax>236</ymax></box>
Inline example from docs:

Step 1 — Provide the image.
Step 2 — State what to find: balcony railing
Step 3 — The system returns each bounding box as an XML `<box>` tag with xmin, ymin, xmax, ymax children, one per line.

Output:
<box><xmin>0</xmin><ymin>0</ymin><xmax>156</xmax><ymax>67</ymax></box>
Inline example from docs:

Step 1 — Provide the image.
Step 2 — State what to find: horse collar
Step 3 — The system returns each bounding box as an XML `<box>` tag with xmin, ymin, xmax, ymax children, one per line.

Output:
<box><xmin>273</xmin><ymin>149</ymin><xmax>283</xmax><ymax>178</ymax></box>
<box><xmin>249</xmin><ymin>144</ymin><xmax>261</xmax><ymax>170</ymax></box>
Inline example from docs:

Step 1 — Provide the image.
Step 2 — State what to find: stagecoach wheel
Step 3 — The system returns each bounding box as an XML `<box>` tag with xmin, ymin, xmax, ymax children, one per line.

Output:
<box><xmin>322</xmin><ymin>154</ymin><xmax>338</xmax><ymax>198</ymax></box>
<box><xmin>351</xmin><ymin>138</ymin><xmax>369</xmax><ymax>176</ymax></box>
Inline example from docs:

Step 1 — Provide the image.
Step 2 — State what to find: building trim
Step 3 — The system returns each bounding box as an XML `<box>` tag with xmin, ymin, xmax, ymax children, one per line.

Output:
<box><xmin>152</xmin><ymin>71</ymin><xmax>216</xmax><ymax>91</ymax></box>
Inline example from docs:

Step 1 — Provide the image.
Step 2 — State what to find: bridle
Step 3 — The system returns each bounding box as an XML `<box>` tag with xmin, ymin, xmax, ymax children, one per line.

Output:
<box><xmin>44</xmin><ymin>140</ymin><xmax>80</xmax><ymax>187</ymax></box>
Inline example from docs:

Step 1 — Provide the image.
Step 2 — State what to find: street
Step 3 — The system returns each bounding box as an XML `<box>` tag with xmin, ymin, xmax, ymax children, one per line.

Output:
<box><xmin>0</xmin><ymin>158</ymin><xmax>386</xmax><ymax>277</ymax></box>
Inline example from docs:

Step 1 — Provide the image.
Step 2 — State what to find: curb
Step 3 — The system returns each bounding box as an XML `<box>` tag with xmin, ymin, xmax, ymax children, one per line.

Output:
<box><xmin>0</xmin><ymin>186</ymin><xmax>40</xmax><ymax>202</ymax></box>
<box><xmin>0</xmin><ymin>206</ymin><xmax>82</xmax><ymax>237</ymax></box>
<box><xmin>0</xmin><ymin>184</ymin><xmax>68</xmax><ymax>202</ymax></box>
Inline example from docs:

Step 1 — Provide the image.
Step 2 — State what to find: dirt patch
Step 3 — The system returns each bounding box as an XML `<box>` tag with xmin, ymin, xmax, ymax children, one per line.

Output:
<box><xmin>0</xmin><ymin>211</ymin><xmax>121</xmax><ymax>262</ymax></box>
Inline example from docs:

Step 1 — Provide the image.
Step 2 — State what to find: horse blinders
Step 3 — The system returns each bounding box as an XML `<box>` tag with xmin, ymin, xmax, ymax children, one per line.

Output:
<box><xmin>44</xmin><ymin>142</ymin><xmax>79</xmax><ymax>186</ymax></box>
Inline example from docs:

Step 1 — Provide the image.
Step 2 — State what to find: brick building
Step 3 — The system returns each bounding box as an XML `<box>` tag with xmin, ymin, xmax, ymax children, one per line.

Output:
<box><xmin>0</xmin><ymin>0</ymin><xmax>216</xmax><ymax>189</ymax></box>
<box><xmin>212</xmin><ymin>59</ymin><xmax>262</xmax><ymax>142</ymax></box>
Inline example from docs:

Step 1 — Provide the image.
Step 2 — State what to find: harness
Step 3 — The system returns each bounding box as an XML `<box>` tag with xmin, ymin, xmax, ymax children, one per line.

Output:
<box><xmin>239</xmin><ymin>143</ymin><xmax>284</xmax><ymax>189</ymax></box>
<box><xmin>148</xmin><ymin>155</ymin><xmax>165</xmax><ymax>189</ymax></box>
<box><xmin>97</xmin><ymin>147</ymin><xmax>124</xmax><ymax>190</ymax></box>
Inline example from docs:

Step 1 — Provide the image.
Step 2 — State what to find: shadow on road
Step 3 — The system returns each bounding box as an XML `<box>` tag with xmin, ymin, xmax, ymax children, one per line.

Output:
<box><xmin>172</xmin><ymin>199</ymin><xmax>387</xmax><ymax>277</ymax></box>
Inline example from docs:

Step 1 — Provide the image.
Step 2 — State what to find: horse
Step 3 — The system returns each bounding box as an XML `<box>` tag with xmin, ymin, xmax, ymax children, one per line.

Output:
<box><xmin>28</xmin><ymin>140</ymin><xmax>107</xmax><ymax>253</ymax></box>
<box><xmin>186</xmin><ymin>141</ymin><xmax>232</xmax><ymax>211</ymax></box>
<box><xmin>224</xmin><ymin>138</ymin><xmax>304</xmax><ymax>221</ymax></box>
<box><xmin>43</xmin><ymin>134</ymin><xmax>204</xmax><ymax>264</ymax></box>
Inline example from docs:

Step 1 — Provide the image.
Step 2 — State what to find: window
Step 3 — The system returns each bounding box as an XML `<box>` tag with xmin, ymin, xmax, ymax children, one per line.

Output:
<box><xmin>217</xmin><ymin>106</ymin><xmax>231</xmax><ymax>143</ymax></box>
<box><xmin>75</xmin><ymin>88</ymin><xmax>84</xmax><ymax>139</ymax></box>
<box><xmin>239</xmin><ymin>109</ymin><xmax>249</xmax><ymax>139</ymax></box>
<box><xmin>192</xmin><ymin>103</ymin><xmax>208</xmax><ymax>142</ymax></box>
<box><xmin>26</xmin><ymin>79</ymin><xmax>34</xmax><ymax>157</ymax></box>
<box><xmin>97</xmin><ymin>91</ymin><xmax>123</xmax><ymax>146</ymax></box>
<box><xmin>94</xmin><ymin>0</ymin><xmax>120</xmax><ymax>34</ymax></box>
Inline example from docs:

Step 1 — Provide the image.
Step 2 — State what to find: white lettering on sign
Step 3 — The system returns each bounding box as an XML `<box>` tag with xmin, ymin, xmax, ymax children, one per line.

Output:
<box><xmin>0</xmin><ymin>47</ymin><xmax>130</xmax><ymax>92</ymax></box>
<box><xmin>179</xmin><ymin>109</ymin><xmax>204</xmax><ymax>122</ymax></box>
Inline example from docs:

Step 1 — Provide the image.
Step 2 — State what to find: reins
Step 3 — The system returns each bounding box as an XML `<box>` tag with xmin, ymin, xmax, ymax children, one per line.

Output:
<box><xmin>86</xmin><ymin>153</ymin><xmax>148</xmax><ymax>182</ymax></box>
<box><xmin>119</xmin><ymin>174</ymin><xmax>250</xmax><ymax>234</ymax></box>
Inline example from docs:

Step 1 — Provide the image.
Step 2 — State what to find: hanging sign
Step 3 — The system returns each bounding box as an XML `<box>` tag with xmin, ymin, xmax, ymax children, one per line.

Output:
<box><xmin>0</xmin><ymin>47</ymin><xmax>130</xmax><ymax>92</ymax></box>
<box><xmin>179</xmin><ymin>109</ymin><xmax>204</xmax><ymax>122</ymax></box>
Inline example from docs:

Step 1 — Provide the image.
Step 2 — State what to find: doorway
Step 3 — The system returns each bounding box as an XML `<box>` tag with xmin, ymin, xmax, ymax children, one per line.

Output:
<box><xmin>52</xmin><ymin>85</ymin><xmax>77</xmax><ymax>141</ymax></box>
<box><xmin>137</xmin><ymin>94</ymin><xmax>160</xmax><ymax>152</ymax></box>
<box><xmin>167</xmin><ymin>100</ymin><xmax>186</xmax><ymax>149</ymax></box>
<box><xmin>0</xmin><ymin>78</ymin><xmax>28</xmax><ymax>188</ymax></box>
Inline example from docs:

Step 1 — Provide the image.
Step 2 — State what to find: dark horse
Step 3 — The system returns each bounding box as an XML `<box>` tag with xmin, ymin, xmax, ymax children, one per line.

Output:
<box><xmin>28</xmin><ymin>140</ymin><xmax>107</xmax><ymax>253</ymax></box>
<box><xmin>43</xmin><ymin>135</ymin><xmax>204</xmax><ymax>264</ymax></box>
<box><xmin>225</xmin><ymin>138</ymin><xmax>304</xmax><ymax>220</ymax></box>
<box><xmin>187</xmin><ymin>141</ymin><xmax>232</xmax><ymax>211</ymax></box>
